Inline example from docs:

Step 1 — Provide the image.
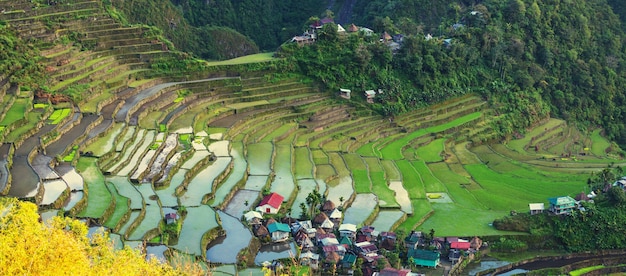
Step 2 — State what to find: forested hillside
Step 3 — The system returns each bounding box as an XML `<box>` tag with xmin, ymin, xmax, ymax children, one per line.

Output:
<box><xmin>279</xmin><ymin>0</ymin><xmax>626</xmax><ymax>146</ymax></box>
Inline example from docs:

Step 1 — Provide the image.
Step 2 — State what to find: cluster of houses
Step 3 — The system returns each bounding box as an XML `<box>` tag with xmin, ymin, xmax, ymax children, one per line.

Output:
<box><xmin>290</xmin><ymin>17</ymin><xmax>403</xmax><ymax>53</ymax></box>
<box><xmin>243</xmin><ymin>192</ymin><xmax>484</xmax><ymax>275</ymax></box>
<box><xmin>290</xmin><ymin>17</ymin><xmax>376</xmax><ymax>46</ymax></box>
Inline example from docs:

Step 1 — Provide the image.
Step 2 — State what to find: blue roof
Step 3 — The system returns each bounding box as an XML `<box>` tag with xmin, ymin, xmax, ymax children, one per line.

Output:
<box><xmin>268</xmin><ymin>222</ymin><xmax>291</xmax><ymax>233</ymax></box>
<box><xmin>548</xmin><ymin>196</ymin><xmax>576</xmax><ymax>205</ymax></box>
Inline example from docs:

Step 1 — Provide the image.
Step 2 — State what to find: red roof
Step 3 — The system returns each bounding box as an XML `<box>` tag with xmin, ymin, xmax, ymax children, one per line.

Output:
<box><xmin>258</xmin><ymin>193</ymin><xmax>284</xmax><ymax>209</ymax></box>
<box><xmin>450</xmin><ymin>241</ymin><xmax>471</xmax><ymax>250</ymax></box>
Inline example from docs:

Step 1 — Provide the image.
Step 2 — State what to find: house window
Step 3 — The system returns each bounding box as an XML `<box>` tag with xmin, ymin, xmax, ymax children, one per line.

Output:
<box><xmin>266</xmin><ymin>208</ymin><xmax>271</xmax><ymax>213</ymax></box>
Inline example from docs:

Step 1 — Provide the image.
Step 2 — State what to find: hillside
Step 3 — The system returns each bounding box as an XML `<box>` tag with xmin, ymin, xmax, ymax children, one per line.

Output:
<box><xmin>1</xmin><ymin>0</ymin><xmax>626</xmax><ymax>274</ymax></box>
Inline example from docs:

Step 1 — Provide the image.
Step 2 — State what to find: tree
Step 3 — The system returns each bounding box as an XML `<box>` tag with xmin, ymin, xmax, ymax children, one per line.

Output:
<box><xmin>0</xmin><ymin>198</ymin><xmax>203</xmax><ymax>275</ymax></box>
<box><xmin>306</xmin><ymin>190</ymin><xmax>323</xmax><ymax>217</ymax></box>
<box><xmin>607</xmin><ymin>186</ymin><xmax>626</xmax><ymax>206</ymax></box>
<box><xmin>299</xmin><ymin>202</ymin><xmax>308</xmax><ymax>220</ymax></box>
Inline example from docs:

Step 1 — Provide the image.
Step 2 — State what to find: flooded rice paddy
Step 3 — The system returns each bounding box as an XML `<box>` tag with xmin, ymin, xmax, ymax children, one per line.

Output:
<box><xmin>343</xmin><ymin>193</ymin><xmax>378</xmax><ymax>225</ymax></box>
<box><xmin>291</xmin><ymin>179</ymin><xmax>318</xmax><ymax>219</ymax></box>
<box><xmin>180</xmin><ymin>157</ymin><xmax>231</xmax><ymax>206</ymax></box>
<box><xmin>172</xmin><ymin>205</ymin><xmax>218</xmax><ymax>256</ymax></box>
<box><xmin>41</xmin><ymin>179</ymin><xmax>67</xmax><ymax>205</ymax></box>
<box><xmin>206</xmin><ymin>211</ymin><xmax>252</xmax><ymax>264</ymax></box>
<box><xmin>254</xmin><ymin>242</ymin><xmax>296</xmax><ymax>265</ymax></box>
<box><xmin>211</xmin><ymin>143</ymin><xmax>246</xmax><ymax>207</ymax></box>
<box><xmin>389</xmin><ymin>181</ymin><xmax>412</xmax><ymax>213</ymax></box>
<box><xmin>371</xmin><ymin>210</ymin><xmax>405</xmax><ymax>231</ymax></box>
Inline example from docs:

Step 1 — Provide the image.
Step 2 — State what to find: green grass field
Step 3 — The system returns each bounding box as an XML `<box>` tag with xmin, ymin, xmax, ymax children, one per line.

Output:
<box><xmin>381</xmin><ymin>159</ymin><xmax>401</xmax><ymax>180</ymax></box>
<box><xmin>415</xmin><ymin>138</ymin><xmax>445</xmax><ymax>162</ymax></box>
<box><xmin>4</xmin><ymin>112</ymin><xmax>41</xmax><ymax>142</ymax></box>
<box><xmin>412</xmin><ymin>160</ymin><xmax>446</xmax><ymax>193</ymax></box>
<box><xmin>378</xmin><ymin>112</ymin><xmax>482</xmax><ymax>160</ymax></box>
<box><xmin>590</xmin><ymin>129</ymin><xmax>611</xmax><ymax>157</ymax></box>
<box><xmin>397</xmin><ymin>199</ymin><xmax>432</xmax><ymax>231</ymax></box>
<box><xmin>396</xmin><ymin>160</ymin><xmax>426</xmax><ymax>199</ymax></box>
<box><xmin>294</xmin><ymin>147</ymin><xmax>314</xmax><ymax>179</ymax></box>
<box><xmin>364</xmin><ymin>157</ymin><xmax>398</xmax><ymax>207</ymax></box>
<box><xmin>0</xmin><ymin>98</ymin><xmax>29</xmax><ymax>126</ymax></box>
<box><xmin>205</xmin><ymin>52</ymin><xmax>276</xmax><ymax>66</ymax></box>
<box><xmin>49</xmin><ymin>108</ymin><xmax>72</xmax><ymax>124</ymax></box>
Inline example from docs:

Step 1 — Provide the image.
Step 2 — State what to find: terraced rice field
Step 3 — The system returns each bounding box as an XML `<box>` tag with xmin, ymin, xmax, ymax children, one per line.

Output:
<box><xmin>3</xmin><ymin>2</ymin><xmax>624</xmax><ymax>268</ymax></box>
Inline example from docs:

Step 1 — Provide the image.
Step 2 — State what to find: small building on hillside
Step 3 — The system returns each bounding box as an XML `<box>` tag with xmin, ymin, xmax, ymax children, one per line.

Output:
<box><xmin>365</xmin><ymin>90</ymin><xmax>376</xmax><ymax>103</ymax></box>
<box><xmin>548</xmin><ymin>196</ymin><xmax>577</xmax><ymax>215</ymax></box>
<box><xmin>529</xmin><ymin>203</ymin><xmax>545</xmax><ymax>215</ymax></box>
<box><xmin>408</xmin><ymin>249</ymin><xmax>440</xmax><ymax>268</ymax></box>
<box><xmin>339</xmin><ymin>88</ymin><xmax>351</xmax><ymax>99</ymax></box>
<box><xmin>256</xmin><ymin>193</ymin><xmax>284</xmax><ymax>214</ymax></box>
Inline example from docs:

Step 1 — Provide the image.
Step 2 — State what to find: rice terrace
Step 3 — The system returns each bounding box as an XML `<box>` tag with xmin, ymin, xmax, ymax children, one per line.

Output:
<box><xmin>1</xmin><ymin>0</ymin><xmax>626</xmax><ymax>274</ymax></box>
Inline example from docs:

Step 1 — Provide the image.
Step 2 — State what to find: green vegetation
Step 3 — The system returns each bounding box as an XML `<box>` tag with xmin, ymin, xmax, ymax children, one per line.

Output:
<box><xmin>77</xmin><ymin>157</ymin><xmax>112</xmax><ymax>218</ymax></box>
<box><xmin>48</xmin><ymin>108</ymin><xmax>72</xmax><ymax>125</ymax></box>
<box><xmin>62</xmin><ymin>146</ymin><xmax>79</xmax><ymax>162</ymax></box>
<box><xmin>378</xmin><ymin>112</ymin><xmax>482</xmax><ymax>160</ymax></box>
<box><xmin>0</xmin><ymin>99</ymin><xmax>29</xmax><ymax>126</ymax></box>
<box><xmin>104</xmin><ymin>183</ymin><xmax>130</xmax><ymax>229</ymax></box>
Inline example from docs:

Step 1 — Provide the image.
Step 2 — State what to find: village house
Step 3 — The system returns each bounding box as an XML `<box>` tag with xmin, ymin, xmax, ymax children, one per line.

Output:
<box><xmin>339</xmin><ymin>223</ymin><xmax>357</xmax><ymax>240</ymax></box>
<box><xmin>408</xmin><ymin>249</ymin><xmax>440</xmax><ymax>268</ymax></box>
<box><xmin>529</xmin><ymin>203</ymin><xmax>545</xmax><ymax>215</ymax></box>
<box><xmin>450</xmin><ymin>240</ymin><xmax>470</xmax><ymax>251</ymax></box>
<box><xmin>341</xmin><ymin>252</ymin><xmax>357</xmax><ymax>269</ymax></box>
<box><xmin>405</xmin><ymin>231</ymin><xmax>423</xmax><ymax>249</ymax></box>
<box><xmin>267</xmin><ymin>222</ymin><xmax>291</xmax><ymax>242</ymax></box>
<box><xmin>339</xmin><ymin>88</ymin><xmax>351</xmax><ymax>99</ymax></box>
<box><xmin>294</xmin><ymin>229</ymin><xmax>315</xmax><ymax>250</ymax></box>
<box><xmin>164</xmin><ymin>212</ymin><xmax>178</xmax><ymax>225</ymax></box>
<box><xmin>329</xmin><ymin>208</ymin><xmax>343</xmax><ymax>224</ymax></box>
<box><xmin>299</xmin><ymin>251</ymin><xmax>320</xmax><ymax>270</ymax></box>
<box><xmin>256</xmin><ymin>192</ymin><xmax>284</xmax><ymax>214</ymax></box>
<box><xmin>548</xmin><ymin>196</ymin><xmax>577</xmax><ymax>215</ymax></box>
<box><xmin>243</xmin><ymin>210</ymin><xmax>263</xmax><ymax>224</ymax></box>
<box><xmin>365</xmin><ymin>90</ymin><xmax>376</xmax><ymax>103</ymax></box>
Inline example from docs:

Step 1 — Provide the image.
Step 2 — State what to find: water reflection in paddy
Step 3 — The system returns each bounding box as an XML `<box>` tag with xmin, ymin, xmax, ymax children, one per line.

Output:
<box><xmin>223</xmin><ymin>189</ymin><xmax>259</xmax><ymax>218</ymax></box>
<box><xmin>206</xmin><ymin>211</ymin><xmax>252</xmax><ymax>264</ymax></box>
<box><xmin>389</xmin><ymin>181</ymin><xmax>412</xmax><ymax>213</ymax></box>
<box><xmin>343</xmin><ymin>193</ymin><xmax>378</xmax><ymax>226</ymax></box>
<box><xmin>41</xmin><ymin>179</ymin><xmax>68</xmax><ymax>205</ymax></box>
<box><xmin>371</xmin><ymin>210</ymin><xmax>405</xmax><ymax>232</ymax></box>
<box><xmin>146</xmin><ymin>245</ymin><xmax>169</xmax><ymax>263</ymax></box>
<box><xmin>245</xmin><ymin>175</ymin><xmax>269</xmax><ymax>191</ymax></box>
<box><xmin>291</xmin><ymin>179</ymin><xmax>318</xmax><ymax>219</ymax></box>
<box><xmin>254</xmin><ymin>242</ymin><xmax>296</xmax><ymax>265</ymax></box>
<box><xmin>325</xmin><ymin>176</ymin><xmax>354</xmax><ymax>208</ymax></box>
<box><xmin>212</xmin><ymin>143</ymin><xmax>246</xmax><ymax>207</ymax></box>
<box><xmin>64</xmin><ymin>191</ymin><xmax>84</xmax><ymax>210</ymax></box>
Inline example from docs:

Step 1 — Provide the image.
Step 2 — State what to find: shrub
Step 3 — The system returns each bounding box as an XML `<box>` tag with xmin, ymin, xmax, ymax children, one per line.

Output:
<box><xmin>491</xmin><ymin>237</ymin><xmax>529</xmax><ymax>253</ymax></box>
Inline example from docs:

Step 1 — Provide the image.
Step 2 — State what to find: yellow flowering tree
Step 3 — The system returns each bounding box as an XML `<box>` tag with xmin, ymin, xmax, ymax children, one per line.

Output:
<box><xmin>0</xmin><ymin>198</ymin><xmax>205</xmax><ymax>276</ymax></box>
